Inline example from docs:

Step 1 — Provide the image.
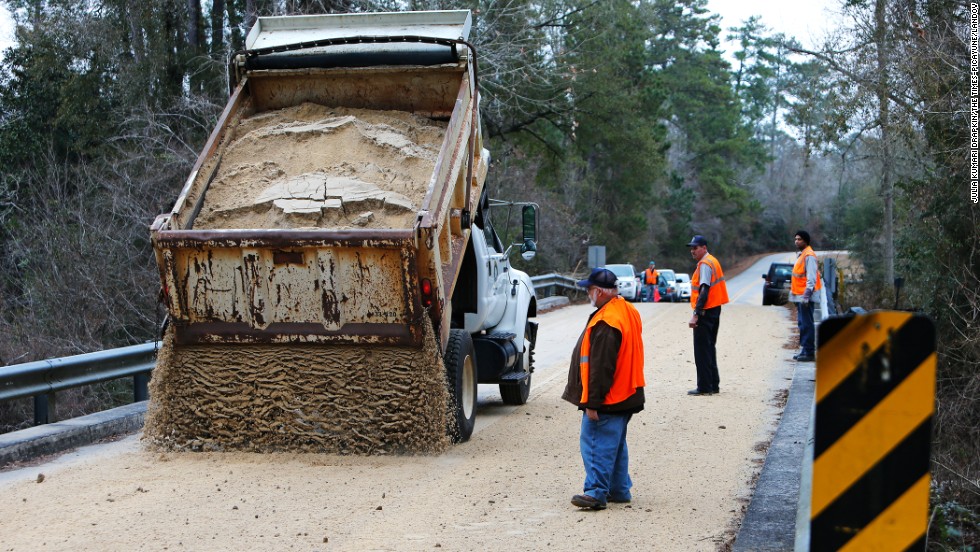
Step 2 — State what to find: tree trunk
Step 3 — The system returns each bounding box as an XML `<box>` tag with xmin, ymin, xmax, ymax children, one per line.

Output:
<box><xmin>211</xmin><ymin>0</ymin><xmax>226</xmax><ymax>58</ymax></box>
<box><xmin>770</xmin><ymin>43</ymin><xmax>784</xmax><ymax>169</ymax></box>
<box><xmin>187</xmin><ymin>0</ymin><xmax>201</xmax><ymax>51</ymax></box>
<box><xmin>186</xmin><ymin>0</ymin><xmax>204</xmax><ymax>94</ymax></box>
<box><xmin>875</xmin><ymin>0</ymin><xmax>895</xmax><ymax>285</ymax></box>
<box><xmin>126</xmin><ymin>4</ymin><xmax>145</xmax><ymax>63</ymax></box>
<box><xmin>227</xmin><ymin>0</ymin><xmax>243</xmax><ymax>53</ymax></box>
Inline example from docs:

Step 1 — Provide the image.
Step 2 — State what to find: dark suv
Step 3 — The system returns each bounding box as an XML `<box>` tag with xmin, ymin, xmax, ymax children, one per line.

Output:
<box><xmin>762</xmin><ymin>262</ymin><xmax>794</xmax><ymax>305</ymax></box>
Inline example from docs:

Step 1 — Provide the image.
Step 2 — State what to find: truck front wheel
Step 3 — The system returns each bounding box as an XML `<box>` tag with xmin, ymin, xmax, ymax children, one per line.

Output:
<box><xmin>445</xmin><ymin>329</ymin><xmax>477</xmax><ymax>443</ymax></box>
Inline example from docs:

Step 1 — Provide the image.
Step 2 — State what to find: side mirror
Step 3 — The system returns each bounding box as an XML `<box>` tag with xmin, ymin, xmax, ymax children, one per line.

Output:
<box><xmin>521</xmin><ymin>204</ymin><xmax>537</xmax><ymax>242</ymax></box>
<box><xmin>520</xmin><ymin>204</ymin><xmax>538</xmax><ymax>261</ymax></box>
<box><xmin>520</xmin><ymin>239</ymin><xmax>537</xmax><ymax>261</ymax></box>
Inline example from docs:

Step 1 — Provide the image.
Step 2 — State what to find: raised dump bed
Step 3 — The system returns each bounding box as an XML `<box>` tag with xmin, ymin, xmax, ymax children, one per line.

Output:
<box><xmin>145</xmin><ymin>11</ymin><xmax>538</xmax><ymax>454</ymax></box>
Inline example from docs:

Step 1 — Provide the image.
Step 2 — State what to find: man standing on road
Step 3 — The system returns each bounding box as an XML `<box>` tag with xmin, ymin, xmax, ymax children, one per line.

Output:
<box><xmin>686</xmin><ymin>235</ymin><xmax>729</xmax><ymax>396</ymax></box>
<box><xmin>790</xmin><ymin>230</ymin><xmax>823</xmax><ymax>362</ymax></box>
<box><xmin>563</xmin><ymin>267</ymin><xmax>645</xmax><ymax>511</ymax></box>
<box><xmin>643</xmin><ymin>261</ymin><xmax>659</xmax><ymax>302</ymax></box>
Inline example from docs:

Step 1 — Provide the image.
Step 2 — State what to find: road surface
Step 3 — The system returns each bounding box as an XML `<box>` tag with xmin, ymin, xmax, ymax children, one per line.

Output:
<box><xmin>0</xmin><ymin>257</ymin><xmax>803</xmax><ymax>552</ymax></box>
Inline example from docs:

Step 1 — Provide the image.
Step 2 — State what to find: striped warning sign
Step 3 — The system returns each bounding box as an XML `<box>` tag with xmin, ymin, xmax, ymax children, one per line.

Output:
<box><xmin>810</xmin><ymin>311</ymin><xmax>935</xmax><ymax>551</ymax></box>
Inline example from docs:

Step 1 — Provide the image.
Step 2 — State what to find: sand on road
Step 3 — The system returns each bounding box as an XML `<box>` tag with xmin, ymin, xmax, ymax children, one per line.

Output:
<box><xmin>0</xmin><ymin>302</ymin><xmax>797</xmax><ymax>552</ymax></box>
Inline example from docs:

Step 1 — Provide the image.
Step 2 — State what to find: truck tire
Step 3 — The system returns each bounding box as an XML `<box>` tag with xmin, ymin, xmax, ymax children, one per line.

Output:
<box><xmin>499</xmin><ymin>323</ymin><xmax>534</xmax><ymax>405</ymax></box>
<box><xmin>445</xmin><ymin>329</ymin><xmax>477</xmax><ymax>443</ymax></box>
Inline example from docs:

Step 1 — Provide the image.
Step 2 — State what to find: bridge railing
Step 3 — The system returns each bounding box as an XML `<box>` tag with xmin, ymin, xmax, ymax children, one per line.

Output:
<box><xmin>0</xmin><ymin>342</ymin><xmax>159</xmax><ymax>425</ymax></box>
<box><xmin>529</xmin><ymin>273</ymin><xmax>580</xmax><ymax>297</ymax></box>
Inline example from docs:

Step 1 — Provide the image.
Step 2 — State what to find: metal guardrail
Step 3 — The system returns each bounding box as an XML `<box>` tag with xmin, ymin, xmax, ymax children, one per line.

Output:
<box><xmin>0</xmin><ymin>342</ymin><xmax>159</xmax><ymax>425</ymax></box>
<box><xmin>529</xmin><ymin>272</ymin><xmax>580</xmax><ymax>297</ymax></box>
<box><xmin>0</xmin><ymin>274</ymin><xmax>576</xmax><ymax>429</ymax></box>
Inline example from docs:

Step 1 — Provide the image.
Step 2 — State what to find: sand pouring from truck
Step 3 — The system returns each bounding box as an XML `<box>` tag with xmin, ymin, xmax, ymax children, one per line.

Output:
<box><xmin>145</xmin><ymin>10</ymin><xmax>540</xmax><ymax>453</ymax></box>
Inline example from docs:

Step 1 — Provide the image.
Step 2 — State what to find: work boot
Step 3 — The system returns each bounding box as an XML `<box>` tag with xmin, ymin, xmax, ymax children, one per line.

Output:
<box><xmin>571</xmin><ymin>494</ymin><xmax>607</xmax><ymax>510</ymax></box>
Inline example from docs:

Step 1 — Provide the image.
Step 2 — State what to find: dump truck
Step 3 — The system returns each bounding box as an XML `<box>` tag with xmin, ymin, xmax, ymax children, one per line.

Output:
<box><xmin>146</xmin><ymin>10</ymin><xmax>539</xmax><ymax>453</ymax></box>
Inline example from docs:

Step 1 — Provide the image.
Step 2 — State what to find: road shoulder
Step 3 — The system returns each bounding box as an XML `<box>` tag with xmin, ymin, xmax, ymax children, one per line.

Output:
<box><xmin>733</xmin><ymin>359</ymin><xmax>815</xmax><ymax>550</ymax></box>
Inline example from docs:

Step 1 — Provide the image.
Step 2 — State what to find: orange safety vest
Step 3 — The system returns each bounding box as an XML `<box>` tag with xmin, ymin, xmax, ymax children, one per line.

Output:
<box><xmin>791</xmin><ymin>246</ymin><xmax>823</xmax><ymax>295</ymax></box>
<box><xmin>579</xmin><ymin>296</ymin><xmax>645</xmax><ymax>405</ymax></box>
<box><xmin>690</xmin><ymin>253</ymin><xmax>730</xmax><ymax>310</ymax></box>
<box><xmin>644</xmin><ymin>268</ymin><xmax>658</xmax><ymax>285</ymax></box>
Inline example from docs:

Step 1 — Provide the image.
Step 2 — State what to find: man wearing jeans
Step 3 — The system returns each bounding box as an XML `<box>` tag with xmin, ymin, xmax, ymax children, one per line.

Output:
<box><xmin>562</xmin><ymin>267</ymin><xmax>646</xmax><ymax>510</ymax></box>
<box><xmin>790</xmin><ymin>230</ymin><xmax>823</xmax><ymax>362</ymax></box>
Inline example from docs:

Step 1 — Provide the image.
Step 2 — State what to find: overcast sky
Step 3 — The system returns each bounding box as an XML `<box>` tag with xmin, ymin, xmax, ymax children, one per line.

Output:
<box><xmin>0</xmin><ymin>2</ymin><xmax>842</xmax><ymax>61</ymax></box>
<box><xmin>706</xmin><ymin>0</ymin><xmax>842</xmax><ymax>52</ymax></box>
<box><xmin>0</xmin><ymin>8</ymin><xmax>11</xmax><ymax>51</ymax></box>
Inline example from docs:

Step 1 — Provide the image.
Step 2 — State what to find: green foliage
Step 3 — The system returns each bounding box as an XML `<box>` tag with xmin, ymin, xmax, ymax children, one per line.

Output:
<box><xmin>840</xmin><ymin>179</ymin><xmax>883</xmax><ymax>259</ymax></box>
<box><xmin>0</xmin><ymin>6</ymin><xmax>119</xmax><ymax>169</ymax></box>
<box><xmin>644</xmin><ymin>0</ymin><xmax>766</xmax><ymax>252</ymax></box>
<box><xmin>562</xmin><ymin>0</ymin><xmax>666</xmax><ymax>262</ymax></box>
<box><xmin>727</xmin><ymin>16</ymin><xmax>787</xmax><ymax>136</ymax></box>
<box><xmin>0</xmin><ymin>0</ymin><xmax>223</xmax><ymax>361</ymax></box>
<box><xmin>821</xmin><ymin>0</ymin><xmax>979</xmax><ymax>542</ymax></box>
<box><xmin>784</xmin><ymin>60</ymin><xmax>851</xmax><ymax>162</ymax></box>
<box><xmin>930</xmin><ymin>485</ymin><xmax>979</xmax><ymax>550</ymax></box>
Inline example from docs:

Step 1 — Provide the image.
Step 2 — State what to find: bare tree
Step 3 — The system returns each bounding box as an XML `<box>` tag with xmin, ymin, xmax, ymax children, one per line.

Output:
<box><xmin>873</xmin><ymin>0</ymin><xmax>895</xmax><ymax>285</ymax></box>
<box><xmin>790</xmin><ymin>0</ymin><xmax>922</xmax><ymax>284</ymax></box>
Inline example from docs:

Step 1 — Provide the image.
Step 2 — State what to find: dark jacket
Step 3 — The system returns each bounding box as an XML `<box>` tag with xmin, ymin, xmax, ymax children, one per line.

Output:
<box><xmin>562</xmin><ymin>318</ymin><xmax>645</xmax><ymax>413</ymax></box>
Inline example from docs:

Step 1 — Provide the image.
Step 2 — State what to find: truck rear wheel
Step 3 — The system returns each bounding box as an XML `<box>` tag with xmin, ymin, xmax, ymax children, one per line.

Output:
<box><xmin>499</xmin><ymin>324</ymin><xmax>534</xmax><ymax>405</ymax></box>
<box><xmin>445</xmin><ymin>329</ymin><xmax>477</xmax><ymax>443</ymax></box>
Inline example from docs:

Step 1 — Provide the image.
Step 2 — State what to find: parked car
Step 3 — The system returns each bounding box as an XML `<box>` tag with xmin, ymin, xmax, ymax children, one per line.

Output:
<box><xmin>675</xmin><ymin>273</ymin><xmax>692</xmax><ymax>301</ymax></box>
<box><xmin>657</xmin><ymin>269</ymin><xmax>679</xmax><ymax>302</ymax></box>
<box><xmin>604</xmin><ymin>263</ymin><xmax>642</xmax><ymax>302</ymax></box>
<box><xmin>762</xmin><ymin>262</ymin><xmax>794</xmax><ymax>305</ymax></box>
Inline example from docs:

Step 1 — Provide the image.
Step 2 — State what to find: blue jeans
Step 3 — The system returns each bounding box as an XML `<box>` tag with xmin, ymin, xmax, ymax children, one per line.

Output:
<box><xmin>797</xmin><ymin>301</ymin><xmax>815</xmax><ymax>356</ymax></box>
<box><xmin>580</xmin><ymin>412</ymin><xmax>633</xmax><ymax>502</ymax></box>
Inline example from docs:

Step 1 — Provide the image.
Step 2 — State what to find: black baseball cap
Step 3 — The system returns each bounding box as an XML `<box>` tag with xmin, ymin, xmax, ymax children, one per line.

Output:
<box><xmin>577</xmin><ymin>268</ymin><xmax>618</xmax><ymax>289</ymax></box>
<box><xmin>686</xmin><ymin>235</ymin><xmax>708</xmax><ymax>247</ymax></box>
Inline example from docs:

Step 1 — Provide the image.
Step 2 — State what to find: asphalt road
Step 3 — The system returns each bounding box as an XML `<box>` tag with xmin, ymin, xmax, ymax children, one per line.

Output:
<box><xmin>727</xmin><ymin>252</ymin><xmax>799</xmax><ymax>306</ymax></box>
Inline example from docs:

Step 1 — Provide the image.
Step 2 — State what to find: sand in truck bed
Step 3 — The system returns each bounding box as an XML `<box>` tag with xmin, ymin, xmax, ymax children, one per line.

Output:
<box><xmin>192</xmin><ymin>103</ymin><xmax>448</xmax><ymax>230</ymax></box>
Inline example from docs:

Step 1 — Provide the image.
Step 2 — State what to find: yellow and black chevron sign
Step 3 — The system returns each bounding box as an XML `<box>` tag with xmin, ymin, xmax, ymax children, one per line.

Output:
<box><xmin>810</xmin><ymin>311</ymin><xmax>935</xmax><ymax>551</ymax></box>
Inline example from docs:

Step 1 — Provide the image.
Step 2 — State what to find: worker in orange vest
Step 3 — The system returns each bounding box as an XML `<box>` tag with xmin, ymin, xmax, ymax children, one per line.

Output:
<box><xmin>791</xmin><ymin>230</ymin><xmax>823</xmax><ymax>362</ymax></box>
<box><xmin>563</xmin><ymin>267</ymin><xmax>645</xmax><ymax>510</ymax></box>
<box><xmin>643</xmin><ymin>261</ymin><xmax>659</xmax><ymax>302</ymax></box>
<box><xmin>686</xmin><ymin>235</ymin><xmax>729</xmax><ymax>396</ymax></box>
